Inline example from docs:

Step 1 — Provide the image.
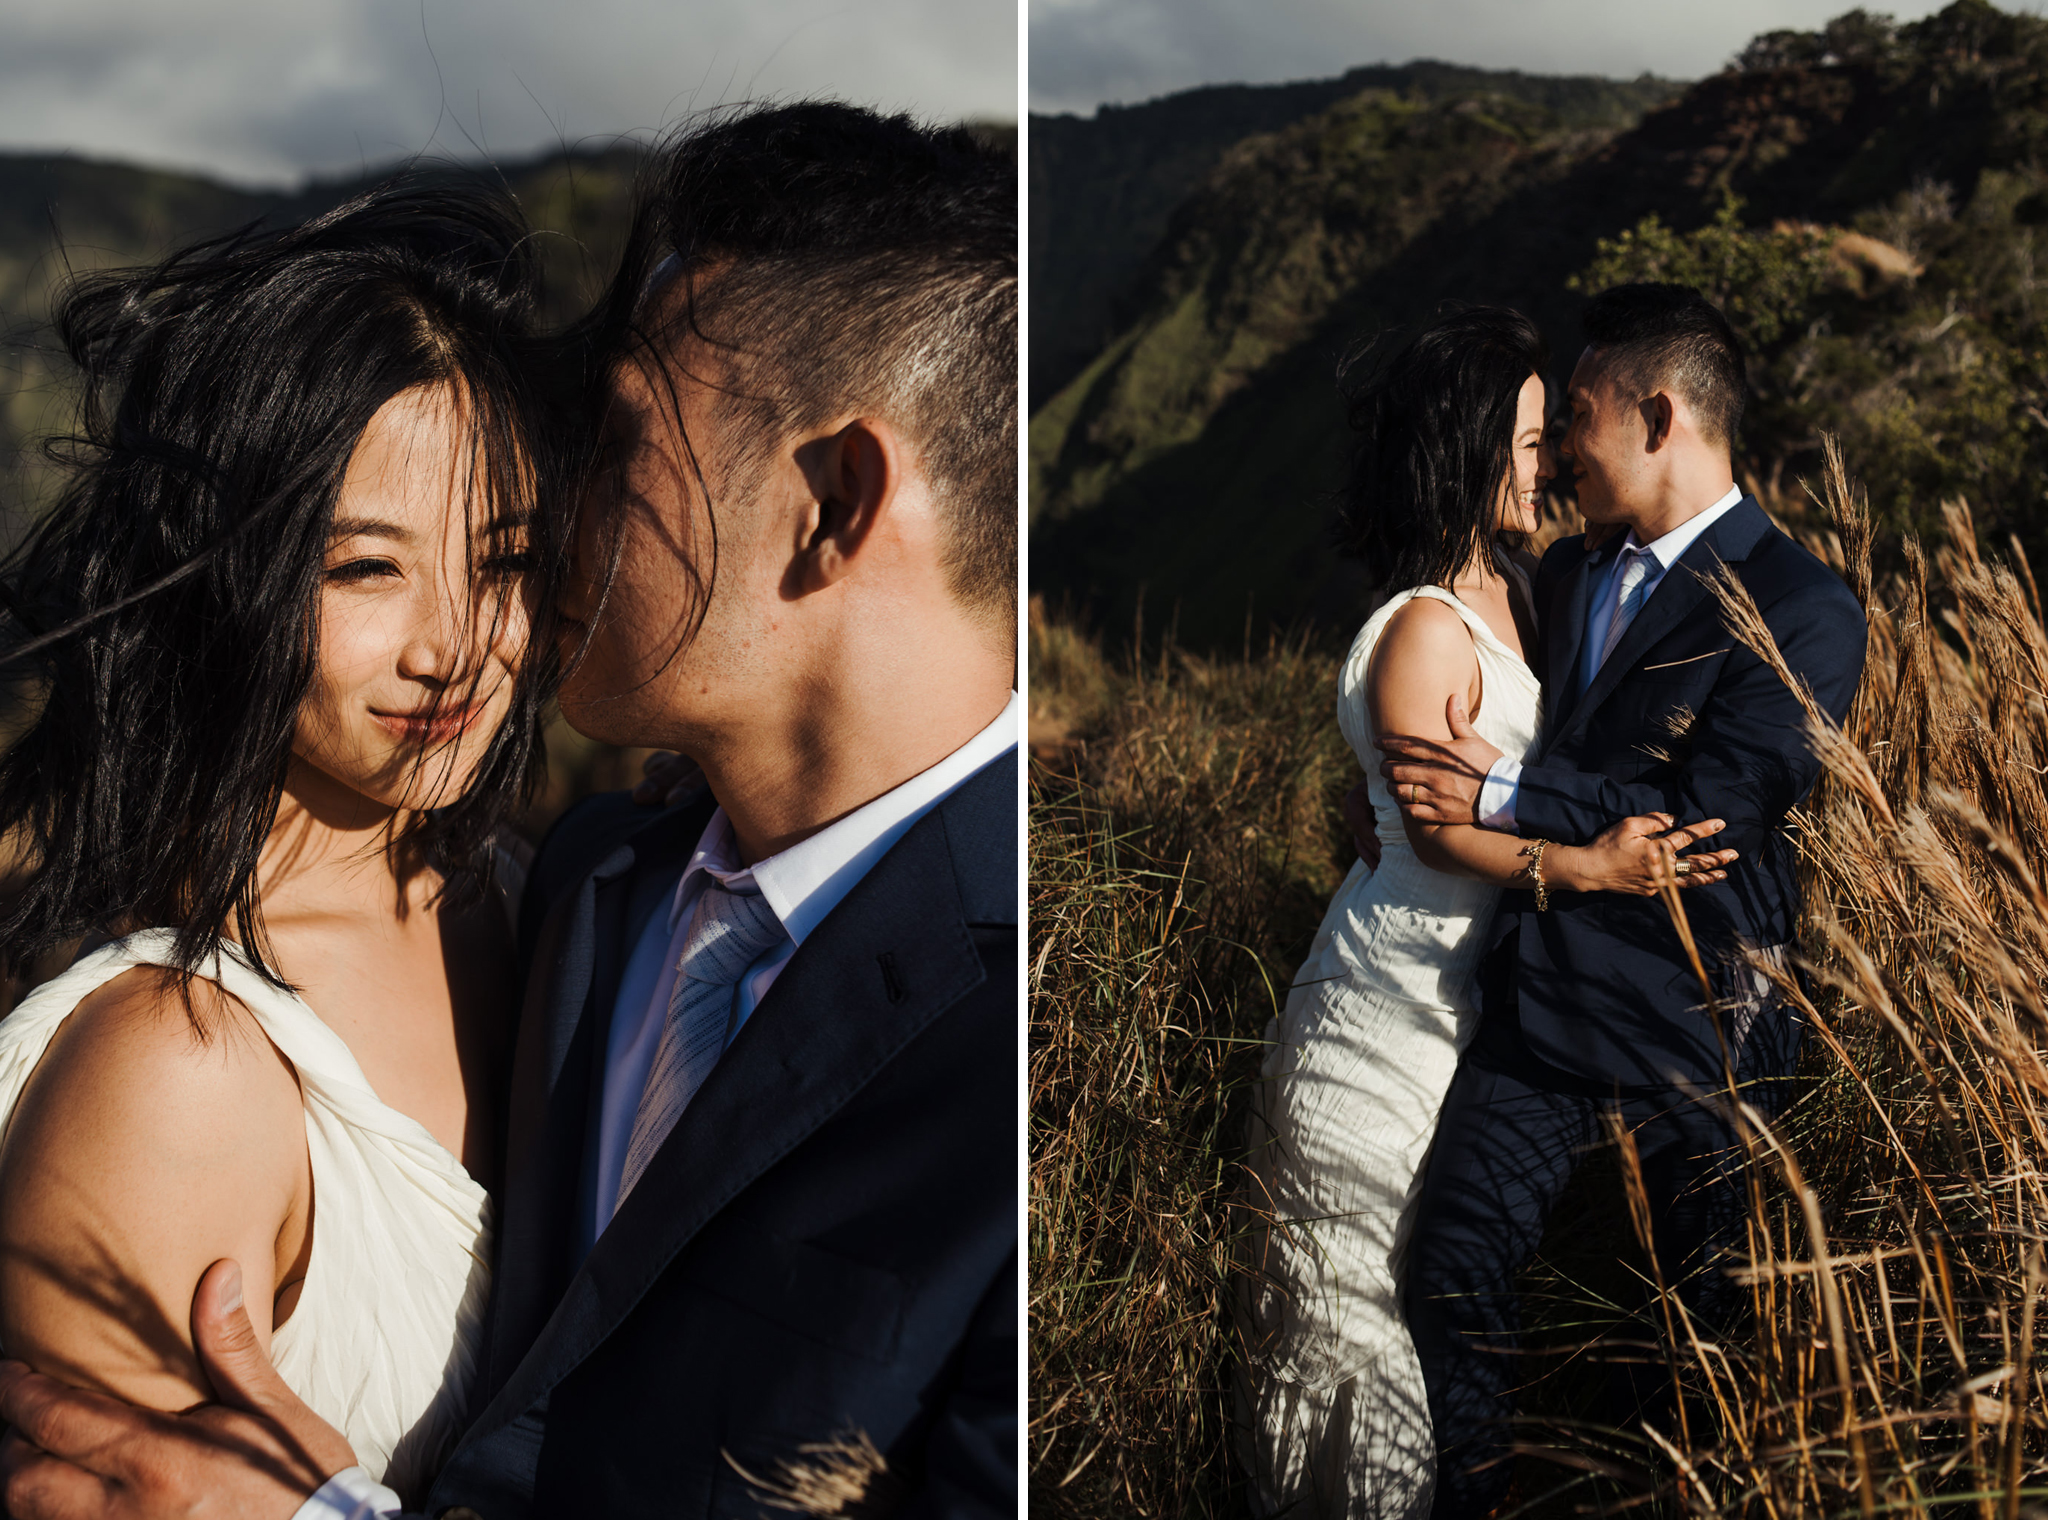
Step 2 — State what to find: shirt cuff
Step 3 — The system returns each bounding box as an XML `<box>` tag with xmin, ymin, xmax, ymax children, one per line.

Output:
<box><xmin>1477</xmin><ymin>758</ymin><xmax>1523</xmax><ymax>832</ymax></box>
<box><xmin>291</xmin><ymin>1468</ymin><xmax>402</xmax><ymax>1520</ymax></box>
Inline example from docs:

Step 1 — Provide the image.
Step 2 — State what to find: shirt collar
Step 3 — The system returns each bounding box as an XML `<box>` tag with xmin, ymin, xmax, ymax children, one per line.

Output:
<box><xmin>668</xmin><ymin>691</ymin><xmax>1020</xmax><ymax>947</ymax></box>
<box><xmin>1620</xmin><ymin>484</ymin><xmax>1746</xmax><ymax>572</ymax></box>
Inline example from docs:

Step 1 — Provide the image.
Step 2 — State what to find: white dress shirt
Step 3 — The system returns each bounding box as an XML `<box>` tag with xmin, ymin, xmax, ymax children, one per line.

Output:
<box><xmin>1476</xmin><ymin>485</ymin><xmax>1743</xmax><ymax>830</ymax></box>
<box><xmin>295</xmin><ymin>1470</ymin><xmax>403</xmax><ymax>1520</ymax></box>
<box><xmin>583</xmin><ymin>690</ymin><xmax>1021</xmax><ymax>1253</ymax></box>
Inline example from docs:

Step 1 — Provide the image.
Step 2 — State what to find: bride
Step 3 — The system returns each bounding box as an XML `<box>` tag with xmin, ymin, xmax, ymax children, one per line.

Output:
<box><xmin>1241</xmin><ymin>307</ymin><xmax>1735</xmax><ymax>1518</ymax></box>
<box><xmin>0</xmin><ymin>185</ymin><xmax>562</xmax><ymax>1504</ymax></box>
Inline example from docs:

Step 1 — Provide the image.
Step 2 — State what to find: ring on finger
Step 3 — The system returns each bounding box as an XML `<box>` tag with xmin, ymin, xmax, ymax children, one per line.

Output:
<box><xmin>1673</xmin><ymin>858</ymin><xmax>1694</xmax><ymax>876</ymax></box>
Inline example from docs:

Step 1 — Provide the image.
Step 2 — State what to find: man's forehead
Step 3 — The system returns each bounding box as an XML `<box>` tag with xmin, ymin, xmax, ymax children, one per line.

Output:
<box><xmin>1567</xmin><ymin>345</ymin><xmax>1610</xmax><ymax>402</ymax></box>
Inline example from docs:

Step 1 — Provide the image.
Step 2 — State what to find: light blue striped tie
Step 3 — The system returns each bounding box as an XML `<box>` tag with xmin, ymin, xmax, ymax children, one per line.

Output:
<box><xmin>1597</xmin><ymin>545</ymin><xmax>1658</xmax><ymax>672</ymax></box>
<box><xmin>614</xmin><ymin>881</ymin><xmax>786</xmax><ymax>1212</ymax></box>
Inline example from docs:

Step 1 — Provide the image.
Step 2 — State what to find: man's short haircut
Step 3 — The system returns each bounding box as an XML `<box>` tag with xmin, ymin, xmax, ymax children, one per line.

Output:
<box><xmin>1581</xmin><ymin>283</ymin><xmax>1746</xmax><ymax>450</ymax></box>
<box><xmin>599</xmin><ymin>102</ymin><xmax>1016</xmax><ymax>630</ymax></box>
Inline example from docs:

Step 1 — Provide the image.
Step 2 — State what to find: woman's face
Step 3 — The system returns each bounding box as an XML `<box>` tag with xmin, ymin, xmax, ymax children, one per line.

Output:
<box><xmin>293</xmin><ymin>383</ymin><xmax>534</xmax><ymax>814</ymax></box>
<box><xmin>1494</xmin><ymin>371</ymin><xmax>1553</xmax><ymax>535</ymax></box>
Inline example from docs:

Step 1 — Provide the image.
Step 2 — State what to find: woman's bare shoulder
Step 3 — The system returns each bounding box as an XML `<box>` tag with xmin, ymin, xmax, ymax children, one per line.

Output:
<box><xmin>0</xmin><ymin>965</ymin><xmax>307</xmax><ymax>1409</ymax></box>
<box><xmin>1368</xmin><ymin>594</ymin><xmax>1481</xmax><ymax>735</ymax></box>
<box><xmin>1373</xmin><ymin>595</ymin><xmax>1479</xmax><ymax>678</ymax></box>
<box><xmin>1380</xmin><ymin>592</ymin><xmax>1471</xmax><ymax>639</ymax></box>
<box><xmin>21</xmin><ymin>965</ymin><xmax>305</xmax><ymax>1137</ymax></box>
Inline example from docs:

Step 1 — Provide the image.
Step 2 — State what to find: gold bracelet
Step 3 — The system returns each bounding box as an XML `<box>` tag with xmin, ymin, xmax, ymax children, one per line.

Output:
<box><xmin>1521</xmin><ymin>839</ymin><xmax>1552</xmax><ymax>911</ymax></box>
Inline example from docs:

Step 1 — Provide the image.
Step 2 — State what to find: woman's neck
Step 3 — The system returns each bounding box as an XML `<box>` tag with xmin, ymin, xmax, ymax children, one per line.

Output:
<box><xmin>1449</xmin><ymin>535</ymin><xmax>1506</xmax><ymax>596</ymax></box>
<box><xmin>256</xmin><ymin>758</ymin><xmax>431</xmax><ymax>928</ymax></box>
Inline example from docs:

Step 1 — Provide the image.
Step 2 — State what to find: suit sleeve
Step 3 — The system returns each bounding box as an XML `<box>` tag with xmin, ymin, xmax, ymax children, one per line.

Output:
<box><xmin>1514</xmin><ymin>574</ymin><xmax>1867</xmax><ymax>854</ymax></box>
<box><xmin>895</xmin><ymin>1248</ymin><xmax>1017</xmax><ymax>1520</ymax></box>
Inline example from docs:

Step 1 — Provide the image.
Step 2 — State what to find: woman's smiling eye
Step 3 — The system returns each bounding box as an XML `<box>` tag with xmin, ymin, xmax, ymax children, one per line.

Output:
<box><xmin>325</xmin><ymin>556</ymin><xmax>401</xmax><ymax>584</ymax></box>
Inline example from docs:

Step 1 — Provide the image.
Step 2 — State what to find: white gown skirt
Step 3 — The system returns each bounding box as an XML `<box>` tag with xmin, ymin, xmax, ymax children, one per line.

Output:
<box><xmin>1239</xmin><ymin>583</ymin><xmax>1541</xmax><ymax>1520</ymax></box>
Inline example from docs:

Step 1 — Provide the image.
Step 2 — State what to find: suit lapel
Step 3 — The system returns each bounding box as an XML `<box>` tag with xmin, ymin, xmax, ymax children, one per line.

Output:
<box><xmin>1548</xmin><ymin>498</ymin><xmax>1771</xmax><ymax>752</ymax></box>
<box><xmin>462</xmin><ymin>795</ymin><xmax>989</xmax><ymax>1446</ymax></box>
<box><xmin>480</xmin><ymin>801</ymin><xmax>710</xmax><ymax>1404</ymax></box>
<box><xmin>1545</xmin><ymin>546</ymin><xmax>1598</xmax><ymax>745</ymax></box>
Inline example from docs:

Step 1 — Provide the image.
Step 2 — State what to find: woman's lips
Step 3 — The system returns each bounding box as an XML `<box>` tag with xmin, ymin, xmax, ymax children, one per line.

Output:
<box><xmin>370</xmin><ymin>704</ymin><xmax>488</xmax><ymax>745</ymax></box>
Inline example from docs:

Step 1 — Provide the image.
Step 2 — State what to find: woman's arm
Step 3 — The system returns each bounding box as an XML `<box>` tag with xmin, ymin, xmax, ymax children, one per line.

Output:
<box><xmin>1366</xmin><ymin>600</ymin><xmax>1735</xmax><ymax>895</ymax></box>
<box><xmin>0</xmin><ymin>968</ymin><xmax>309</xmax><ymax>1411</ymax></box>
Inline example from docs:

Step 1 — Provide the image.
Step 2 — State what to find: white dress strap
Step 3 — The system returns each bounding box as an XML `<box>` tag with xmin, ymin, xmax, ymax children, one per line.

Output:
<box><xmin>1401</xmin><ymin>583</ymin><xmax>1520</xmax><ymax>664</ymax></box>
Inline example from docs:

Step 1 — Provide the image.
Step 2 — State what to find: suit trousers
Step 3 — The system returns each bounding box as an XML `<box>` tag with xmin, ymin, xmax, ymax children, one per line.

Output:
<box><xmin>1406</xmin><ymin>937</ymin><xmax>1804</xmax><ymax>1520</ymax></box>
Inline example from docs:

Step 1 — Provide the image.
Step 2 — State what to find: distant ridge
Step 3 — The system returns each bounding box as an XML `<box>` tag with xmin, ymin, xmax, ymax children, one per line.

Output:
<box><xmin>1029</xmin><ymin>62</ymin><xmax>1683</xmax><ymax>408</ymax></box>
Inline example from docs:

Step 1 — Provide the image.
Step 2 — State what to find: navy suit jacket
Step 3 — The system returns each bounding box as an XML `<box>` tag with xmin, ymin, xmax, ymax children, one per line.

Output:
<box><xmin>1495</xmin><ymin>499</ymin><xmax>1866</xmax><ymax>1088</ymax></box>
<box><xmin>421</xmin><ymin>749</ymin><xmax>1019</xmax><ymax>1519</ymax></box>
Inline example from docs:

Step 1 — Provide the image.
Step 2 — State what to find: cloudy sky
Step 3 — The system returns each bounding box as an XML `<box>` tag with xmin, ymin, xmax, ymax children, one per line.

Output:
<box><xmin>0</xmin><ymin>0</ymin><xmax>1017</xmax><ymax>187</ymax></box>
<box><xmin>1030</xmin><ymin>0</ymin><xmax>1971</xmax><ymax>116</ymax></box>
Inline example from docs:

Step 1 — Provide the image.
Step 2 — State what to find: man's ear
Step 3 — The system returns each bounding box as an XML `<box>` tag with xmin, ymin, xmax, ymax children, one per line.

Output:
<box><xmin>789</xmin><ymin>419</ymin><xmax>899</xmax><ymax>597</ymax></box>
<box><xmin>1640</xmin><ymin>391</ymin><xmax>1675</xmax><ymax>451</ymax></box>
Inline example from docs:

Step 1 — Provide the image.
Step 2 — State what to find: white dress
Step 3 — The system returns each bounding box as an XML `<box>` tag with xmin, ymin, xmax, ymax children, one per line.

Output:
<box><xmin>1242</xmin><ymin>581</ymin><xmax>1542</xmax><ymax>1520</ymax></box>
<box><xmin>0</xmin><ymin>929</ymin><xmax>493</xmax><ymax>1504</ymax></box>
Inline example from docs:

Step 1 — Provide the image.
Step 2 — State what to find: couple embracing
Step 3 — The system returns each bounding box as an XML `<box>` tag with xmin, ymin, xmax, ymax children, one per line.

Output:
<box><xmin>0</xmin><ymin>103</ymin><xmax>1017</xmax><ymax>1519</ymax></box>
<box><xmin>1244</xmin><ymin>288</ymin><xmax>1868</xmax><ymax>1518</ymax></box>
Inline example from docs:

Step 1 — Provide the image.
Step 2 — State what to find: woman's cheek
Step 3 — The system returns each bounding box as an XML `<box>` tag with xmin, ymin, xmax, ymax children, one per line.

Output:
<box><xmin>497</xmin><ymin>587</ymin><xmax>534</xmax><ymax>663</ymax></box>
<box><xmin>316</xmin><ymin>594</ymin><xmax>383</xmax><ymax>687</ymax></box>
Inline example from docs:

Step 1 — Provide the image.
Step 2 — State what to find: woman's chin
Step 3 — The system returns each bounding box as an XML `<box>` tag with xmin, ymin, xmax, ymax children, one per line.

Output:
<box><xmin>342</xmin><ymin>750</ymin><xmax>489</xmax><ymax>815</ymax></box>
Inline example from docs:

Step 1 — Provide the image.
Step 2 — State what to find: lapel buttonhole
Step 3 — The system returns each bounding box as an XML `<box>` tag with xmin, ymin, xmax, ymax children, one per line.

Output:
<box><xmin>878</xmin><ymin>951</ymin><xmax>907</xmax><ymax>1004</ymax></box>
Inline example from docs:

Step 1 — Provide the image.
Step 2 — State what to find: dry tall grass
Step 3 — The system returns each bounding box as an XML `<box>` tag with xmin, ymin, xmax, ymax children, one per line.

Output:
<box><xmin>1029</xmin><ymin>611</ymin><xmax>1353</xmax><ymax>1515</ymax></box>
<box><xmin>1028</xmin><ymin>446</ymin><xmax>2048</xmax><ymax>1517</ymax></box>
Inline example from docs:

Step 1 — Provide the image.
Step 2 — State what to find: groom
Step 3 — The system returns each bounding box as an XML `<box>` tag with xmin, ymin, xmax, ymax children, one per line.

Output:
<box><xmin>1378</xmin><ymin>285</ymin><xmax>1865</xmax><ymax>1517</ymax></box>
<box><xmin>0</xmin><ymin>104</ymin><xmax>1017</xmax><ymax>1519</ymax></box>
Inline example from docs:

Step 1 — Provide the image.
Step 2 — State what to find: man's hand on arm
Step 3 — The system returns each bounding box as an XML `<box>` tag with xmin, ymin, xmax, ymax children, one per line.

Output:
<box><xmin>0</xmin><ymin>1261</ymin><xmax>364</xmax><ymax>1520</ymax></box>
<box><xmin>1375</xmin><ymin>694</ymin><xmax>1504</xmax><ymax>827</ymax></box>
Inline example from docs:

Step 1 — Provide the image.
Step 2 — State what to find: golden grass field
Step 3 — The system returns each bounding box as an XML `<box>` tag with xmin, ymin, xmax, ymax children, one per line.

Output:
<box><xmin>1029</xmin><ymin>445</ymin><xmax>2048</xmax><ymax>1517</ymax></box>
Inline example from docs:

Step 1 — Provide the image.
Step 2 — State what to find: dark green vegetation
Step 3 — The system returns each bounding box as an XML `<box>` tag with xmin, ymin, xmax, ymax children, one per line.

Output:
<box><xmin>1031</xmin><ymin>0</ymin><xmax>2048</xmax><ymax>652</ymax></box>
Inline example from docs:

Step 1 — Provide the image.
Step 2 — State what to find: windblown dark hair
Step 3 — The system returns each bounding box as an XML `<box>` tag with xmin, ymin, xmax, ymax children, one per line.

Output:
<box><xmin>1334</xmin><ymin>305</ymin><xmax>1550</xmax><ymax>593</ymax></box>
<box><xmin>568</xmin><ymin>100</ymin><xmax>1017</xmax><ymax>654</ymax></box>
<box><xmin>0</xmin><ymin>181</ymin><xmax>563</xmax><ymax>995</ymax></box>
<box><xmin>1581</xmin><ymin>282</ymin><xmax>1746</xmax><ymax>448</ymax></box>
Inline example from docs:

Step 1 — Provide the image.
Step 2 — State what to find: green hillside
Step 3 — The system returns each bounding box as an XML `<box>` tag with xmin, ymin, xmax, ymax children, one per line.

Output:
<box><xmin>1030</xmin><ymin>63</ymin><xmax>1682</xmax><ymax>409</ymax></box>
<box><xmin>1030</xmin><ymin>0</ymin><xmax>2048</xmax><ymax>651</ymax></box>
<box><xmin>0</xmin><ymin>146</ymin><xmax>644</xmax><ymax>521</ymax></box>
